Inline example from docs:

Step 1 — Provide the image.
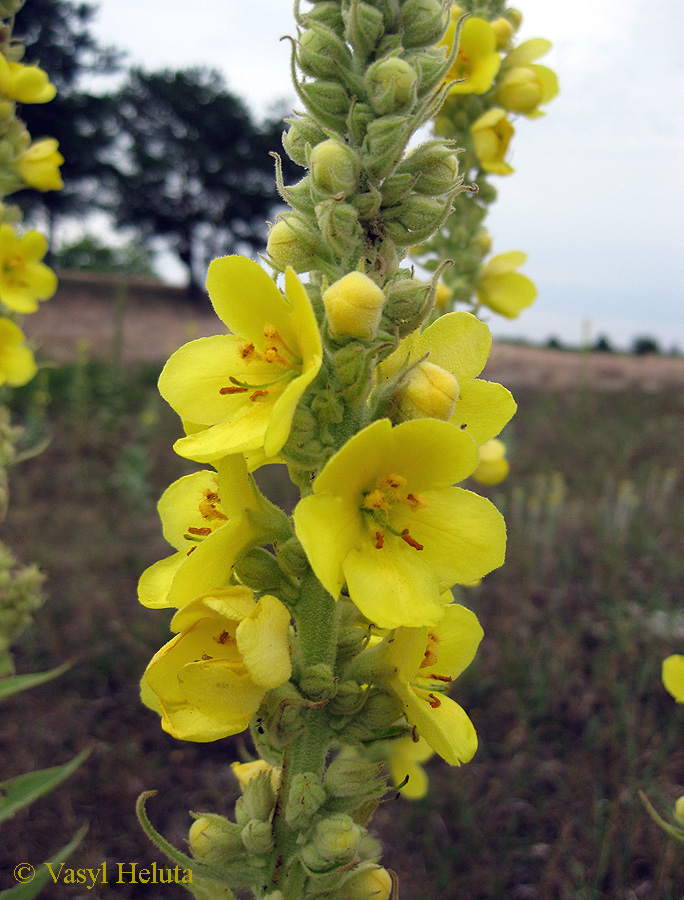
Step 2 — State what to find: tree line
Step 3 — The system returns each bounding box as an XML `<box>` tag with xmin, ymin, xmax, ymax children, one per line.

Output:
<box><xmin>15</xmin><ymin>0</ymin><xmax>296</xmax><ymax>296</ymax></box>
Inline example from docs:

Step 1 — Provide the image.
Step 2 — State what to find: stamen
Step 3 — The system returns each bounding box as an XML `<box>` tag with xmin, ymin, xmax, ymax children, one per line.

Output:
<box><xmin>213</xmin><ymin>630</ymin><xmax>230</xmax><ymax>645</ymax></box>
<box><xmin>374</xmin><ymin>531</ymin><xmax>384</xmax><ymax>549</ymax></box>
<box><xmin>401</xmin><ymin>529</ymin><xmax>423</xmax><ymax>550</ymax></box>
<box><xmin>239</xmin><ymin>342</ymin><xmax>256</xmax><ymax>360</ymax></box>
<box><xmin>183</xmin><ymin>533</ymin><xmax>203</xmax><ymax>543</ymax></box>
<box><xmin>420</xmin><ymin>633</ymin><xmax>439</xmax><ymax>668</ymax></box>
<box><xmin>363</xmin><ymin>489</ymin><xmax>391</xmax><ymax>512</ymax></box>
<box><xmin>405</xmin><ymin>492</ymin><xmax>427</xmax><ymax>510</ymax></box>
<box><xmin>429</xmin><ymin>674</ymin><xmax>453</xmax><ymax>683</ymax></box>
<box><xmin>186</xmin><ymin>546</ymin><xmax>197</xmax><ymax>556</ymax></box>
<box><xmin>199</xmin><ymin>499</ymin><xmax>228</xmax><ymax>522</ymax></box>
<box><xmin>250</xmin><ymin>389</ymin><xmax>269</xmax><ymax>401</ymax></box>
<box><xmin>427</xmin><ymin>693</ymin><xmax>441</xmax><ymax>709</ymax></box>
<box><xmin>187</xmin><ymin>526</ymin><xmax>211</xmax><ymax>536</ymax></box>
<box><xmin>220</xmin><ymin>385</ymin><xmax>249</xmax><ymax>394</ymax></box>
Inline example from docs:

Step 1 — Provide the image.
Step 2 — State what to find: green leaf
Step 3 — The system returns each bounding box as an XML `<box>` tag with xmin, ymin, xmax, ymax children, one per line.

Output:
<box><xmin>0</xmin><ymin>748</ymin><xmax>90</xmax><ymax>826</ymax></box>
<box><xmin>0</xmin><ymin>825</ymin><xmax>88</xmax><ymax>900</ymax></box>
<box><xmin>0</xmin><ymin>663</ymin><xmax>72</xmax><ymax>702</ymax></box>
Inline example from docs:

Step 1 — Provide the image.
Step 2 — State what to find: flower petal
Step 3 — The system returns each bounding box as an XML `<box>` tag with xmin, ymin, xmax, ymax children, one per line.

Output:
<box><xmin>237</xmin><ymin>594</ymin><xmax>292</xmax><ymax>689</ymax></box>
<box><xmin>420</xmin><ymin>603</ymin><xmax>484</xmax><ymax>681</ymax></box>
<box><xmin>393</xmin><ymin>681</ymin><xmax>478</xmax><ymax>766</ymax></box>
<box><xmin>294</xmin><ymin>493</ymin><xmax>365</xmax><ymax>598</ymax></box>
<box><xmin>450</xmin><ymin>379</ymin><xmax>516</xmax><ymax>445</ymax></box>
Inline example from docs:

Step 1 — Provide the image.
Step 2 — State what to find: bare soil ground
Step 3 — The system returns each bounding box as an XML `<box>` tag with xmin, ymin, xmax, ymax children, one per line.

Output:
<box><xmin>24</xmin><ymin>277</ymin><xmax>684</xmax><ymax>390</ymax></box>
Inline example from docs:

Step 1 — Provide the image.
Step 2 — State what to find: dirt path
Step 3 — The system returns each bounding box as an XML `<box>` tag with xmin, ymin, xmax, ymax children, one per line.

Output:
<box><xmin>23</xmin><ymin>276</ymin><xmax>684</xmax><ymax>391</ymax></box>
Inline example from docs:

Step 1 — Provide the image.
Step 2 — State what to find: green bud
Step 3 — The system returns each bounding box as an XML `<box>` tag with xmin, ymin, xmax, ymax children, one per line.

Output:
<box><xmin>329</xmin><ymin>680</ymin><xmax>366</xmax><ymax>716</ymax></box>
<box><xmin>241</xmin><ymin>819</ymin><xmax>274</xmax><ymax>856</ymax></box>
<box><xmin>382</xmin><ymin>273</ymin><xmax>434</xmax><ymax>336</ymax></box>
<box><xmin>333</xmin><ymin>342</ymin><xmax>367</xmax><ymax>389</ymax></box>
<box><xmin>276</xmin><ymin>535</ymin><xmax>310</xmax><ymax>578</ymax></box>
<box><xmin>267</xmin><ymin>215</ymin><xmax>320</xmax><ymax>273</ymax></box>
<box><xmin>301</xmin><ymin>0</ymin><xmax>345</xmax><ymax>33</ymax></box>
<box><xmin>380</xmin><ymin>171</ymin><xmax>416</xmax><ymax>207</ymax></box>
<box><xmin>189</xmin><ymin>814</ymin><xmax>244</xmax><ymax>864</ymax></box>
<box><xmin>343</xmin><ymin>1</ymin><xmax>386</xmax><ymax>60</ymax></box>
<box><xmin>384</xmin><ymin>194</ymin><xmax>450</xmax><ymax>246</ymax></box>
<box><xmin>324</xmin><ymin>758</ymin><xmax>386</xmax><ymax>800</ymax></box>
<box><xmin>346</xmin><ymin>101</ymin><xmax>376</xmax><ymax>145</ymax></box>
<box><xmin>396</xmin><ymin>140</ymin><xmax>461</xmax><ymax>195</ymax></box>
<box><xmin>300</xmin><ymin>662</ymin><xmax>337</xmax><ymax>702</ymax></box>
<box><xmin>365</xmin><ymin>57</ymin><xmax>418</xmax><ymax>115</ymax></box>
<box><xmin>242</xmin><ymin>771</ymin><xmax>277</xmax><ymax>822</ymax></box>
<box><xmin>0</xmin><ymin>0</ymin><xmax>26</xmax><ymax>15</ymax></box>
<box><xmin>285</xmin><ymin>772</ymin><xmax>326</xmax><ymax>828</ymax></box>
<box><xmin>297</xmin><ymin>79</ymin><xmax>351</xmax><ymax>132</ymax></box>
<box><xmin>409</xmin><ymin>47</ymin><xmax>453</xmax><ymax>97</ymax></box>
<box><xmin>352</xmin><ymin>184</ymin><xmax>382</xmax><ymax>221</ymax></box>
<box><xmin>313</xmin><ymin>813</ymin><xmax>362</xmax><ymax>863</ymax></box>
<box><xmin>344</xmin><ymin>689</ymin><xmax>404</xmax><ymax>743</ymax></box>
<box><xmin>310</xmin><ymin>139</ymin><xmax>361</xmax><ymax>198</ymax></box>
<box><xmin>400</xmin><ymin>0</ymin><xmax>448</xmax><ymax>48</ymax></box>
<box><xmin>298</xmin><ymin>24</ymin><xmax>352</xmax><ymax>80</ymax></box>
<box><xmin>282</xmin><ymin>115</ymin><xmax>327</xmax><ymax>167</ymax></box>
<box><xmin>280</xmin><ymin>174</ymin><xmax>316</xmax><ymax>215</ymax></box>
<box><xmin>361</xmin><ymin>115</ymin><xmax>410</xmax><ymax>181</ymax></box>
<box><xmin>234</xmin><ymin>548</ymin><xmax>287</xmax><ymax>595</ymax></box>
<box><xmin>315</xmin><ymin>198</ymin><xmax>363</xmax><ymax>259</ymax></box>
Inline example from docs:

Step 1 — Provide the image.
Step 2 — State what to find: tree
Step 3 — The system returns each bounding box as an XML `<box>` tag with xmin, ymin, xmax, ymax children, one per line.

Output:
<box><xmin>12</xmin><ymin>0</ymin><xmax>121</xmax><ymax>238</ymax></box>
<box><xmin>112</xmin><ymin>68</ymin><xmax>289</xmax><ymax>296</ymax></box>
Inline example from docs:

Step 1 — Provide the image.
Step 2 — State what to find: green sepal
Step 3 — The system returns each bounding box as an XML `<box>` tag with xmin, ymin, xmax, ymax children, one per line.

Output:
<box><xmin>0</xmin><ymin>662</ymin><xmax>71</xmax><ymax>701</ymax></box>
<box><xmin>136</xmin><ymin>792</ymin><xmax>264</xmax><ymax>888</ymax></box>
<box><xmin>343</xmin><ymin>0</ymin><xmax>386</xmax><ymax>61</ymax></box>
<box><xmin>0</xmin><ymin>825</ymin><xmax>88</xmax><ymax>900</ymax></box>
<box><xmin>0</xmin><ymin>748</ymin><xmax>90</xmax><ymax>826</ymax></box>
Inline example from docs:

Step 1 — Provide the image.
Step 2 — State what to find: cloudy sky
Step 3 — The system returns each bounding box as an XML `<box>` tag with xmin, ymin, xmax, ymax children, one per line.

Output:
<box><xmin>85</xmin><ymin>0</ymin><xmax>684</xmax><ymax>349</ymax></box>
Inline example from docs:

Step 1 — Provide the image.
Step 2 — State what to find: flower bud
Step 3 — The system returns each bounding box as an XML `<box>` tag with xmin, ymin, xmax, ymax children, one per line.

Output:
<box><xmin>276</xmin><ymin>535</ymin><xmax>310</xmax><ymax>578</ymax></box>
<box><xmin>400</xmin><ymin>0</ymin><xmax>448</xmax><ymax>48</ymax></box>
<box><xmin>397</xmin><ymin>361</ymin><xmax>459</xmax><ymax>421</ymax></box>
<box><xmin>396</xmin><ymin>141</ymin><xmax>461</xmax><ymax>195</ymax></box>
<box><xmin>384</xmin><ymin>194</ymin><xmax>449</xmax><ymax>246</ymax></box>
<box><xmin>234</xmin><ymin>547</ymin><xmax>287</xmax><ymax>596</ymax></box>
<box><xmin>312</xmin><ymin>813</ymin><xmax>362</xmax><ymax>863</ymax></box>
<box><xmin>14</xmin><ymin>138</ymin><xmax>64</xmax><ymax>191</ymax></box>
<box><xmin>330</xmin><ymin>679</ymin><xmax>366</xmax><ymax>715</ymax></box>
<box><xmin>298</xmin><ymin>79</ymin><xmax>351</xmax><ymax>131</ymax></box>
<box><xmin>241</xmin><ymin>819</ymin><xmax>274</xmax><ymax>855</ymax></box>
<box><xmin>324</xmin><ymin>758</ymin><xmax>386</xmax><ymax>799</ymax></box>
<box><xmin>323</xmin><ymin>272</ymin><xmax>386</xmax><ymax>341</ymax></box>
<box><xmin>380</xmin><ymin>172</ymin><xmax>415</xmax><ymax>207</ymax></box>
<box><xmin>302</xmin><ymin>0</ymin><xmax>344</xmax><ymax>33</ymax></box>
<box><xmin>346</xmin><ymin>101</ymin><xmax>376</xmax><ymax>144</ymax></box>
<box><xmin>298</xmin><ymin>24</ymin><xmax>352</xmax><ymax>80</ymax></box>
<box><xmin>382</xmin><ymin>276</ymin><xmax>433</xmax><ymax>336</ymax></box>
<box><xmin>266</xmin><ymin>216</ymin><xmax>319</xmax><ymax>273</ymax></box>
<box><xmin>300</xmin><ymin>662</ymin><xmax>337</xmax><ymax>701</ymax></box>
<box><xmin>231</xmin><ymin>759</ymin><xmax>280</xmax><ymax>793</ymax></box>
<box><xmin>361</xmin><ymin>115</ymin><xmax>410</xmax><ymax>181</ymax></box>
<box><xmin>435</xmin><ymin>282</ymin><xmax>453</xmax><ymax>310</ymax></box>
<box><xmin>189</xmin><ymin>814</ymin><xmax>244</xmax><ymax>864</ymax></box>
<box><xmin>336</xmin><ymin>866</ymin><xmax>394</xmax><ymax>900</ymax></box>
<box><xmin>507</xmin><ymin>9</ymin><xmax>523</xmax><ymax>30</ymax></box>
<box><xmin>470</xmin><ymin>108</ymin><xmax>514</xmax><ymax>175</ymax></box>
<box><xmin>282</xmin><ymin>115</ymin><xmax>327</xmax><ymax>167</ymax></box>
<box><xmin>315</xmin><ymin>198</ymin><xmax>363</xmax><ymax>258</ymax></box>
<box><xmin>471</xmin><ymin>438</ymin><xmax>509</xmax><ymax>486</ymax></box>
<box><xmin>344</xmin><ymin>1</ymin><xmax>386</xmax><ymax>59</ymax></box>
<box><xmin>310</xmin><ymin>139</ymin><xmax>361</xmax><ymax>198</ymax></box>
<box><xmin>365</xmin><ymin>57</ymin><xmax>418</xmax><ymax>115</ymax></box>
<box><xmin>285</xmin><ymin>772</ymin><xmax>326</xmax><ymax>828</ymax></box>
<box><xmin>241</xmin><ymin>770</ymin><xmax>277</xmax><ymax>822</ymax></box>
<box><xmin>491</xmin><ymin>17</ymin><xmax>515</xmax><ymax>49</ymax></box>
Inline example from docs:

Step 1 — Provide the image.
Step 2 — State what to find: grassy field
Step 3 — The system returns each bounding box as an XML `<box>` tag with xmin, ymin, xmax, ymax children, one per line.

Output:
<box><xmin>2</xmin><ymin>358</ymin><xmax>684</xmax><ymax>899</ymax></box>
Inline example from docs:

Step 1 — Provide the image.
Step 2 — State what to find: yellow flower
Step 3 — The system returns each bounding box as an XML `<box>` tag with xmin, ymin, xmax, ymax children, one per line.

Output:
<box><xmin>159</xmin><ymin>256</ymin><xmax>322</xmax><ymax>463</ymax></box>
<box><xmin>0</xmin><ymin>54</ymin><xmax>56</xmax><ymax>104</ymax></box>
<box><xmin>498</xmin><ymin>38</ymin><xmax>559</xmax><ymax>117</ymax></box>
<box><xmin>323</xmin><ymin>271</ymin><xmax>386</xmax><ymax>341</ymax></box>
<box><xmin>231</xmin><ymin>759</ymin><xmax>280</xmax><ymax>792</ymax></box>
<box><xmin>663</xmin><ymin>655</ymin><xmax>684</xmax><ymax>703</ymax></box>
<box><xmin>440</xmin><ymin>7</ymin><xmax>501</xmax><ymax>95</ymax></box>
<box><xmin>15</xmin><ymin>138</ymin><xmax>64</xmax><ymax>191</ymax></box>
<box><xmin>379</xmin><ymin>311</ymin><xmax>516</xmax><ymax>446</ymax></box>
<box><xmin>0</xmin><ymin>317</ymin><xmax>37</xmax><ymax>386</ymax></box>
<box><xmin>384</xmin><ymin>603</ymin><xmax>483</xmax><ymax>766</ymax></box>
<box><xmin>470</xmin><ymin>108</ymin><xmax>514</xmax><ymax>175</ymax></box>
<box><xmin>476</xmin><ymin>251</ymin><xmax>536</xmax><ymax>318</ymax></box>
<box><xmin>293</xmin><ymin>418</ymin><xmax>506</xmax><ymax>629</ymax></box>
<box><xmin>385</xmin><ymin>735</ymin><xmax>434</xmax><ymax>800</ymax></box>
<box><xmin>138</xmin><ymin>455</ymin><xmax>265</xmax><ymax>610</ymax></box>
<box><xmin>142</xmin><ymin>587</ymin><xmax>292</xmax><ymax>742</ymax></box>
<box><xmin>0</xmin><ymin>224</ymin><xmax>57</xmax><ymax>313</ymax></box>
<box><xmin>472</xmin><ymin>438</ymin><xmax>509</xmax><ymax>485</ymax></box>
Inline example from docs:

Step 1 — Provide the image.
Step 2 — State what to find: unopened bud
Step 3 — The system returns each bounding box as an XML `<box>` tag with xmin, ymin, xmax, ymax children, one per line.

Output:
<box><xmin>398</xmin><ymin>361</ymin><xmax>459</xmax><ymax>421</ymax></box>
<box><xmin>285</xmin><ymin>772</ymin><xmax>326</xmax><ymax>828</ymax></box>
<box><xmin>282</xmin><ymin>115</ymin><xmax>327</xmax><ymax>168</ymax></box>
<box><xmin>241</xmin><ymin>771</ymin><xmax>277</xmax><ymax>822</ymax></box>
<box><xmin>323</xmin><ymin>272</ymin><xmax>386</xmax><ymax>341</ymax></box>
<box><xmin>313</xmin><ymin>813</ymin><xmax>362</xmax><ymax>862</ymax></box>
<box><xmin>234</xmin><ymin>548</ymin><xmax>285</xmax><ymax>595</ymax></box>
<box><xmin>299</xmin><ymin>79</ymin><xmax>351</xmax><ymax>131</ymax></box>
<box><xmin>189</xmin><ymin>814</ymin><xmax>244</xmax><ymax>863</ymax></box>
<box><xmin>384</xmin><ymin>193</ymin><xmax>449</xmax><ymax>244</ymax></box>
<box><xmin>315</xmin><ymin>198</ymin><xmax>363</xmax><ymax>258</ymax></box>
<box><xmin>362</xmin><ymin>115</ymin><xmax>411</xmax><ymax>181</ymax></box>
<box><xmin>400</xmin><ymin>0</ymin><xmax>448</xmax><ymax>48</ymax></box>
<box><xmin>298</xmin><ymin>24</ymin><xmax>352</xmax><ymax>80</ymax></box>
<box><xmin>231</xmin><ymin>759</ymin><xmax>280</xmax><ymax>793</ymax></box>
<box><xmin>344</xmin><ymin>1</ymin><xmax>385</xmax><ymax>59</ymax></box>
<box><xmin>397</xmin><ymin>141</ymin><xmax>461</xmax><ymax>195</ymax></box>
<box><xmin>324</xmin><ymin>758</ymin><xmax>386</xmax><ymax>799</ymax></box>
<box><xmin>507</xmin><ymin>9</ymin><xmax>523</xmax><ymax>30</ymax></box>
<box><xmin>302</xmin><ymin>1</ymin><xmax>344</xmax><ymax>32</ymax></box>
<box><xmin>300</xmin><ymin>662</ymin><xmax>337</xmax><ymax>701</ymax></box>
<box><xmin>276</xmin><ymin>535</ymin><xmax>310</xmax><ymax>578</ymax></box>
<box><xmin>330</xmin><ymin>679</ymin><xmax>366</xmax><ymax>715</ymax></box>
<box><xmin>339</xmin><ymin>866</ymin><xmax>393</xmax><ymax>900</ymax></box>
<box><xmin>365</xmin><ymin>57</ymin><xmax>418</xmax><ymax>115</ymax></box>
<box><xmin>267</xmin><ymin>216</ymin><xmax>319</xmax><ymax>273</ymax></box>
<box><xmin>383</xmin><ymin>275</ymin><xmax>433</xmax><ymax>336</ymax></box>
<box><xmin>491</xmin><ymin>17</ymin><xmax>515</xmax><ymax>49</ymax></box>
<box><xmin>310</xmin><ymin>139</ymin><xmax>361</xmax><ymax>198</ymax></box>
<box><xmin>241</xmin><ymin>819</ymin><xmax>274</xmax><ymax>856</ymax></box>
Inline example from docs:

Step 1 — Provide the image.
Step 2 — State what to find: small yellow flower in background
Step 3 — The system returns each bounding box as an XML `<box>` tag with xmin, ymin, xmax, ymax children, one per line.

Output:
<box><xmin>476</xmin><ymin>250</ymin><xmax>537</xmax><ymax>318</ymax></box>
<box><xmin>380</xmin><ymin>311</ymin><xmax>516</xmax><ymax>446</ymax></box>
<box><xmin>498</xmin><ymin>38</ymin><xmax>558</xmax><ymax>118</ymax></box>
<box><xmin>472</xmin><ymin>438</ymin><xmax>509</xmax><ymax>486</ymax></box>
<box><xmin>0</xmin><ymin>317</ymin><xmax>37</xmax><ymax>386</ymax></box>
<box><xmin>440</xmin><ymin>7</ymin><xmax>501</xmax><ymax>95</ymax></box>
<box><xmin>434</xmin><ymin>281</ymin><xmax>453</xmax><ymax>310</ymax></box>
<box><xmin>159</xmin><ymin>256</ymin><xmax>322</xmax><ymax>463</ymax></box>
<box><xmin>0</xmin><ymin>54</ymin><xmax>56</xmax><ymax>104</ymax></box>
<box><xmin>662</xmin><ymin>655</ymin><xmax>684</xmax><ymax>703</ymax></box>
<box><xmin>385</xmin><ymin>735</ymin><xmax>434</xmax><ymax>800</ymax></box>
<box><xmin>0</xmin><ymin>224</ymin><xmax>57</xmax><ymax>313</ymax></box>
<box><xmin>138</xmin><ymin>455</ymin><xmax>264</xmax><ymax>610</ymax></box>
<box><xmin>470</xmin><ymin>108</ymin><xmax>514</xmax><ymax>175</ymax></box>
<box><xmin>15</xmin><ymin>138</ymin><xmax>64</xmax><ymax>191</ymax></box>
<box><xmin>294</xmin><ymin>418</ymin><xmax>506</xmax><ymax>629</ymax></box>
<box><xmin>323</xmin><ymin>271</ymin><xmax>386</xmax><ymax>341</ymax></box>
<box><xmin>383</xmin><ymin>603</ymin><xmax>484</xmax><ymax>766</ymax></box>
<box><xmin>142</xmin><ymin>586</ymin><xmax>292</xmax><ymax>742</ymax></box>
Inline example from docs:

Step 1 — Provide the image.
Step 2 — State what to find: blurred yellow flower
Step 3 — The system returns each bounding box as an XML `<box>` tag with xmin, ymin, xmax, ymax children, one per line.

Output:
<box><xmin>472</xmin><ymin>438</ymin><xmax>509</xmax><ymax>486</ymax></box>
<box><xmin>440</xmin><ymin>7</ymin><xmax>501</xmax><ymax>95</ymax></box>
<box><xmin>294</xmin><ymin>418</ymin><xmax>506</xmax><ymax>629</ymax></box>
<box><xmin>0</xmin><ymin>54</ymin><xmax>56</xmax><ymax>104</ymax></box>
<box><xmin>142</xmin><ymin>587</ymin><xmax>292</xmax><ymax>742</ymax></box>
<box><xmin>471</xmin><ymin>108</ymin><xmax>514</xmax><ymax>175</ymax></box>
<box><xmin>476</xmin><ymin>250</ymin><xmax>536</xmax><ymax>318</ymax></box>
<box><xmin>0</xmin><ymin>317</ymin><xmax>37</xmax><ymax>386</ymax></box>
<box><xmin>159</xmin><ymin>256</ymin><xmax>322</xmax><ymax>463</ymax></box>
<box><xmin>497</xmin><ymin>39</ymin><xmax>558</xmax><ymax>118</ymax></box>
<box><xmin>384</xmin><ymin>603</ymin><xmax>484</xmax><ymax>766</ymax></box>
<box><xmin>385</xmin><ymin>735</ymin><xmax>434</xmax><ymax>799</ymax></box>
<box><xmin>0</xmin><ymin>224</ymin><xmax>57</xmax><ymax>313</ymax></box>
<box><xmin>663</xmin><ymin>655</ymin><xmax>684</xmax><ymax>703</ymax></box>
<box><xmin>15</xmin><ymin>138</ymin><xmax>64</xmax><ymax>191</ymax></box>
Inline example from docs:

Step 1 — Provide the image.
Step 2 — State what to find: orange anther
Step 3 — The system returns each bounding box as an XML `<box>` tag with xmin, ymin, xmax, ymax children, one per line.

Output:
<box><xmin>250</xmin><ymin>389</ymin><xmax>269</xmax><ymax>401</ymax></box>
<box><xmin>427</xmin><ymin>693</ymin><xmax>442</xmax><ymax>709</ymax></box>
<box><xmin>401</xmin><ymin>529</ymin><xmax>423</xmax><ymax>551</ymax></box>
<box><xmin>220</xmin><ymin>386</ymin><xmax>248</xmax><ymax>394</ymax></box>
<box><xmin>187</xmin><ymin>526</ymin><xmax>211</xmax><ymax>536</ymax></box>
<box><xmin>374</xmin><ymin>531</ymin><xmax>384</xmax><ymax>549</ymax></box>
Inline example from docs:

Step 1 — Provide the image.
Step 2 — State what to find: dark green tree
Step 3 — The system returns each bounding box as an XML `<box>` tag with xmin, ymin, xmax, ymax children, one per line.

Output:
<box><xmin>112</xmin><ymin>68</ymin><xmax>289</xmax><ymax>297</ymax></box>
<box><xmin>12</xmin><ymin>0</ymin><xmax>121</xmax><ymax>238</ymax></box>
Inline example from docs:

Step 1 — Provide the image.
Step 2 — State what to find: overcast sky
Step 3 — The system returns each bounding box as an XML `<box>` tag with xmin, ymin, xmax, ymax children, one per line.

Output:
<box><xmin>84</xmin><ymin>0</ymin><xmax>684</xmax><ymax>349</ymax></box>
